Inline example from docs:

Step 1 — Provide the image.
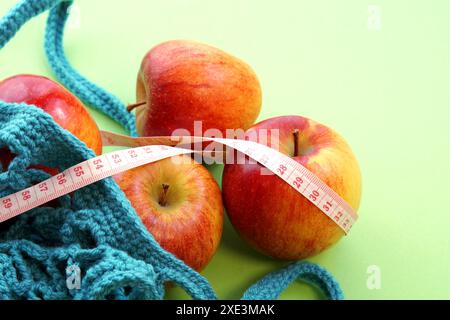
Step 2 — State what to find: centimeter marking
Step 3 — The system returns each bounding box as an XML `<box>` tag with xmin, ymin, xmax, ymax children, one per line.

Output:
<box><xmin>0</xmin><ymin>132</ymin><xmax>358</xmax><ymax>233</ymax></box>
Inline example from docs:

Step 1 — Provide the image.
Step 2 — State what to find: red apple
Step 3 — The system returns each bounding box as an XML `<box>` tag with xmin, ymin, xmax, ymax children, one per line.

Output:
<box><xmin>114</xmin><ymin>155</ymin><xmax>223</xmax><ymax>271</ymax></box>
<box><xmin>222</xmin><ymin>116</ymin><xmax>362</xmax><ymax>260</ymax></box>
<box><xmin>131</xmin><ymin>40</ymin><xmax>262</xmax><ymax>138</ymax></box>
<box><xmin>0</xmin><ymin>74</ymin><xmax>102</xmax><ymax>173</ymax></box>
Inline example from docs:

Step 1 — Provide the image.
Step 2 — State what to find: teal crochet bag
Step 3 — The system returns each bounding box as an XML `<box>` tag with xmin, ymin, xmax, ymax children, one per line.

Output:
<box><xmin>0</xmin><ymin>0</ymin><xmax>344</xmax><ymax>300</ymax></box>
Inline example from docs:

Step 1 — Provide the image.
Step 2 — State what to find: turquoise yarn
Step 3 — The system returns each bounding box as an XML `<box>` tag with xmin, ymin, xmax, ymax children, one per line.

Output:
<box><xmin>0</xmin><ymin>103</ymin><xmax>216</xmax><ymax>299</ymax></box>
<box><xmin>0</xmin><ymin>0</ymin><xmax>344</xmax><ymax>300</ymax></box>
<box><xmin>242</xmin><ymin>261</ymin><xmax>344</xmax><ymax>300</ymax></box>
<box><xmin>44</xmin><ymin>0</ymin><xmax>138</xmax><ymax>137</ymax></box>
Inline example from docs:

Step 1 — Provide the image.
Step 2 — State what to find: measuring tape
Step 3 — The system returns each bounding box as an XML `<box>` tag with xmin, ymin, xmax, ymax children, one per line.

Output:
<box><xmin>0</xmin><ymin>131</ymin><xmax>358</xmax><ymax>233</ymax></box>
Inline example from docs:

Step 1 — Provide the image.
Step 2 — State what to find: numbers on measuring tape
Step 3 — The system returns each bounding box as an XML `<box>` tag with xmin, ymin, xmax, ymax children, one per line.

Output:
<box><xmin>3</xmin><ymin>198</ymin><xmax>12</xmax><ymax>209</ymax></box>
<box><xmin>57</xmin><ymin>173</ymin><xmax>67</xmax><ymax>185</ymax></box>
<box><xmin>309</xmin><ymin>190</ymin><xmax>320</xmax><ymax>202</ymax></box>
<box><xmin>144</xmin><ymin>147</ymin><xmax>153</xmax><ymax>154</ymax></box>
<box><xmin>73</xmin><ymin>166</ymin><xmax>85</xmax><ymax>177</ymax></box>
<box><xmin>293</xmin><ymin>176</ymin><xmax>304</xmax><ymax>189</ymax></box>
<box><xmin>39</xmin><ymin>182</ymin><xmax>48</xmax><ymax>192</ymax></box>
<box><xmin>22</xmin><ymin>190</ymin><xmax>31</xmax><ymax>201</ymax></box>
<box><xmin>93</xmin><ymin>159</ymin><xmax>103</xmax><ymax>170</ymax></box>
<box><xmin>128</xmin><ymin>149</ymin><xmax>138</xmax><ymax>158</ymax></box>
<box><xmin>111</xmin><ymin>154</ymin><xmax>122</xmax><ymax>164</ymax></box>
<box><xmin>277</xmin><ymin>164</ymin><xmax>287</xmax><ymax>175</ymax></box>
<box><xmin>323</xmin><ymin>201</ymin><xmax>333</xmax><ymax>212</ymax></box>
<box><xmin>334</xmin><ymin>211</ymin><xmax>343</xmax><ymax>222</ymax></box>
<box><xmin>342</xmin><ymin>217</ymin><xmax>350</xmax><ymax>229</ymax></box>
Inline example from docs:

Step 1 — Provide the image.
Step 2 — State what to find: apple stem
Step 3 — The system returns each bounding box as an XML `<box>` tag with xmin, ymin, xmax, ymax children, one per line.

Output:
<box><xmin>293</xmin><ymin>129</ymin><xmax>300</xmax><ymax>157</ymax></box>
<box><xmin>127</xmin><ymin>101</ymin><xmax>146</xmax><ymax>112</ymax></box>
<box><xmin>158</xmin><ymin>183</ymin><xmax>170</xmax><ymax>207</ymax></box>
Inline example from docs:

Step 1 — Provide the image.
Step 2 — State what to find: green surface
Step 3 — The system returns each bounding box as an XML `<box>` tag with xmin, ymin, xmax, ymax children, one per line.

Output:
<box><xmin>1</xmin><ymin>0</ymin><xmax>449</xmax><ymax>299</ymax></box>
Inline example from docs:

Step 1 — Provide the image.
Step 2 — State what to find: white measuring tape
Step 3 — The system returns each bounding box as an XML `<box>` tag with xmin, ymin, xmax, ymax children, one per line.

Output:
<box><xmin>0</xmin><ymin>131</ymin><xmax>358</xmax><ymax>233</ymax></box>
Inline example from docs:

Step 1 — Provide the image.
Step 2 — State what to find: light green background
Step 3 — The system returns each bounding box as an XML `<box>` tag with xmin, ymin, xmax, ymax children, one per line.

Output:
<box><xmin>1</xmin><ymin>0</ymin><xmax>449</xmax><ymax>299</ymax></box>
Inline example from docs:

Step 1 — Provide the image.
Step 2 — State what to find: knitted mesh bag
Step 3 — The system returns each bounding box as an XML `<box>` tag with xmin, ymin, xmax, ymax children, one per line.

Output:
<box><xmin>0</xmin><ymin>0</ymin><xmax>344</xmax><ymax>300</ymax></box>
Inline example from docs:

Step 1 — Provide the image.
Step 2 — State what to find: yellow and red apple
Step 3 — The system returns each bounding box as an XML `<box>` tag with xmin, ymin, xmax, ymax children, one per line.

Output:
<box><xmin>114</xmin><ymin>155</ymin><xmax>224</xmax><ymax>271</ymax></box>
<box><xmin>222</xmin><ymin>116</ymin><xmax>362</xmax><ymax>260</ymax></box>
<box><xmin>131</xmin><ymin>40</ymin><xmax>262</xmax><ymax>137</ymax></box>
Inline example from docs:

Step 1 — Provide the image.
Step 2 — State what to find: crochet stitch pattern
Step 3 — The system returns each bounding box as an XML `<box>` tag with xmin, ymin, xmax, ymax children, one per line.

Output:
<box><xmin>0</xmin><ymin>0</ymin><xmax>344</xmax><ymax>300</ymax></box>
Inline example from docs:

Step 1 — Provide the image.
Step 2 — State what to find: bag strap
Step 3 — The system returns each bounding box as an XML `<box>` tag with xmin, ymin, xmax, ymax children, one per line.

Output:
<box><xmin>0</xmin><ymin>0</ymin><xmax>63</xmax><ymax>49</ymax></box>
<box><xmin>241</xmin><ymin>261</ymin><xmax>344</xmax><ymax>300</ymax></box>
<box><xmin>0</xmin><ymin>0</ymin><xmax>345</xmax><ymax>301</ymax></box>
<box><xmin>44</xmin><ymin>1</ymin><xmax>137</xmax><ymax>136</ymax></box>
<box><xmin>0</xmin><ymin>0</ymin><xmax>137</xmax><ymax>136</ymax></box>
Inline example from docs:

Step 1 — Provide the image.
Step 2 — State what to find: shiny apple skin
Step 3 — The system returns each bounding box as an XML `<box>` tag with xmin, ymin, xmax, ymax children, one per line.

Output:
<box><xmin>135</xmin><ymin>40</ymin><xmax>262</xmax><ymax>137</ymax></box>
<box><xmin>114</xmin><ymin>155</ymin><xmax>224</xmax><ymax>271</ymax></box>
<box><xmin>0</xmin><ymin>74</ymin><xmax>102</xmax><ymax>155</ymax></box>
<box><xmin>222</xmin><ymin>116</ymin><xmax>362</xmax><ymax>260</ymax></box>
